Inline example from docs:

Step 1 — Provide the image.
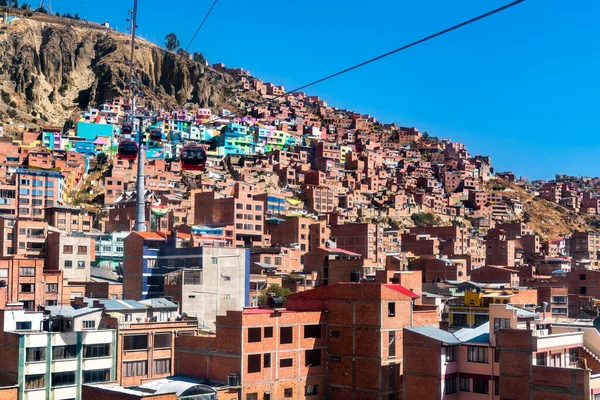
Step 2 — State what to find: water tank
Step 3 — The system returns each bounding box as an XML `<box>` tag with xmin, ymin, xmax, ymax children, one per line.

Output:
<box><xmin>267</xmin><ymin>296</ymin><xmax>285</xmax><ymax>309</ymax></box>
<box><xmin>228</xmin><ymin>373</ymin><xmax>239</xmax><ymax>386</ymax></box>
<box><xmin>350</xmin><ymin>270</ymin><xmax>360</xmax><ymax>283</ymax></box>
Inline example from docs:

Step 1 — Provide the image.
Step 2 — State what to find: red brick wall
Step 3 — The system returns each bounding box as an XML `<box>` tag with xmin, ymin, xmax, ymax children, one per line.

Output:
<box><xmin>402</xmin><ymin>329</ymin><xmax>442</xmax><ymax>400</ymax></box>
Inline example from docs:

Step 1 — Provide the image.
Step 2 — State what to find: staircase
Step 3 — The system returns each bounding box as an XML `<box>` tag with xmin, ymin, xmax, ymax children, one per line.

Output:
<box><xmin>583</xmin><ymin>338</ymin><xmax>600</xmax><ymax>363</ymax></box>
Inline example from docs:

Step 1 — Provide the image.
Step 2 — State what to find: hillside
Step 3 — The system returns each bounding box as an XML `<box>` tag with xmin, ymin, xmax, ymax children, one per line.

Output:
<box><xmin>0</xmin><ymin>11</ymin><xmax>259</xmax><ymax>126</ymax></box>
<box><xmin>487</xmin><ymin>178</ymin><xmax>595</xmax><ymax>240</ymax></box>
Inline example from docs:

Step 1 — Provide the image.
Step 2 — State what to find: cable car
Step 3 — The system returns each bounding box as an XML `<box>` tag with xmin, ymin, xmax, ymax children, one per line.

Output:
<box><xmin>118</xmin><ymin>140</ymin><xmax>138</xmax><ymax>160</ymax></box>
<box><xmin>149</xmin><ymin>129</ymin><xmax>162</xmax><ymax>143</ymax></box>
<box><xmin>121</xmin><ymin>124</ymin><xmax>133</xmax><ymax>135</ymax></box>
<box><xmin>180</xmin><ymin>145</ymin><xmax>207</xmax><ymax>172</ymax></box>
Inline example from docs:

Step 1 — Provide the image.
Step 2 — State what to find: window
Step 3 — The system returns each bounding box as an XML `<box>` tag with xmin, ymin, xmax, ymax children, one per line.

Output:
<box><xmin>153</xmin><ymin>358</ymin><xmax>171</xmax><ymax>375</ymax></box>
<box><xmin>280</xmin><ymin>326</ymin><xmax>293</xmax><ymax>344</ymax></box>
<box><xmin>123</xmin><ymin>334</ymin><xmax>148</xmax><ymax>350</ymax></box>
<box><xmin>305</xmin><ymin>385</ymin><xmax>318</xmax><ymax>396</ymax></box>
<box><xmin>264</xmin><ymin>327</ymin><xmax>273</xmax><ymax>338</ymax></box>
<box><xmin>460</xmin><ymin>377</ymin><xmax>470</xmax><ymax>392</ymax></box>
<box><xmin>552</xmin><ymin>296</ymin><xmax>567</xmax><ymax>304</ymax></box>
<box><xmin>51</xmin><ymin>371</ymin><xmax>76</xmax><ymax>387</ymax></box>
<box><xmin>123</xmin><ymin>360</ymin><xmax>147</xmax><ymax>377</ymax></box>
<box><xmin>25</xmin><ymin>374</ymin><xmax>45</xmax><ymax>390</ymax></box>
<box><xmin>77</xmin><ymin>246</ymin><xmax>87</xmax><ymax>254</ymax></box>
<box><xmin>284</xmin><ymin>388</ymin><xmax>293</xmax><ymax>398</ymax></box>
<box><xmin>26</xmin><ymin>347</ymin><xmax>46</xmax><ymax>362</ymax></box>
<box><xmin>19</xmin><ymin>188</ymin><xmax>30</xmax><ymax>195</ymax></box>
<box><xmin>494</xmin><ymin>347</ymin><xmax>500</xmax><ymax>362</ymax></box>
<box><xmin>154</xmin><ymin>333</ymin><xmax>171</xmax><ymax>349</ymax></box>
<box><xmin>211</xmin><ymin>257</ymin><xmax>218</xmax><ymax>265</ymax></box>
<box><xmin>246</xmin><ymin>394</ymin><xmax>258</xmax><ymax>400</ymax></box>
<box><xmin>53</xmin><ymin>345</ymin><xmax>77</xmax><ymax>360</ymax></box>
<box><xmin>388</xmin><ymin>331</ymin><xmax>396</xmax><ymax>359</ymax></box>
<box><xmin>580</xmin><ymin>274</ymin><xmax>586</xmax><ymax>280</ymax></box>
<box><xmin>236</xmin><ymin>203</ymin><xmax>243</xmax><ymax>209</ymax></box>
<box><xmin>453</xmin><ymin>313</ymin><xmax>467</xmax><ymax>326</ymax></box>
<box><xmin>445</xmin><ymin>346</ymin><xmax>457</xmax><ymax>362</ymax></box>
<box><xmin>16</xmin><ymin>321</ymin><xmax>32</xmax><ymax>330</ymax></box>
<box><xmin>22</xmin><ymin>300</ymin><xmax>34</xmax><ymax>311</ymax></box>
<box><xmin>494</xmin><ymin>318</ymin><xmax>511</xmax><ymax>332</ymax></box>
<box><xmin>84</xmin><ymin>344</ymin><xmax>110</xmax><ymax>358</ymax></box>
<box><xmin>63</xmin><ymin>245</ymin><xmax>73</xmax><ymax>254</ymax></box>
<box><xmin>46</xmin><ymin>300</ymin><xmax>58</xmax><ymax>306</ymax></box>
<box><xmin>255</xmin><ymin>205</ymin><xmax>262</xmax><ymax>211</ymax></box>
<box><xmin>305</xmin><ymin>349</ymin><xmax>321</xmax><ymax>366</ymax></box>
<box><xmin>31</xmin><ymin>189</ymin><xmax>42</xmax><ymax>197</ymax></box>
<box><xmin>474</xmin><ymin>314</ymin><xmax>489</xmax><ymax>327</ymax></box>
<box><xmin>46</xmin><ymin>283</ymin><xmax>58</xmax><ymax>293</ymax></box>
<box><xmin>473</xmin><ymin>378</ymin><xmax>489</xmax><ymax>394</ymax></box>
<box><xmin>280</xmin><ymin>358</ymin><xmax>293</xmax><ymax>368</ymax></box>
<box><xmin>304</xmin><ymin>325</ymin><xmax>321</xmax><ymax>338</ymax></box>
<box><xmin>247</xmin><ymin>354</ymin><xmax>261</xmax><ymax>373</ymax></box>
<box><xmin>44</xmin><ymin>190</ymin><xmax>54</xmax><ymax>197</ymax></box>
<box><xmin>83</xmin><ymin>369</ymin><xmax>110</xmax><ymax>383</ymax></box>
<box><xmin>64</xmin><ymin>260</ymin><xmax>72</xmax><ymax>269</ymax></box>
<box><xmin>20</xmin><ymin>283</ymin><xmax>34</xmax><ymax>293</ymax></box>
<box><xmin>467</xmin><ymin>346</ymin><xmax>488</xmax><ymax>363</ymax></box>
<box><xmin>536</xmin><ymin>352</ymin><xmax>546</xmax><ymax>366</ymax></box>
<box><xmin>83</xmin><ymin>320</ymin><xmax>95</xmax><ymax>329</ymax></box>
<box><xmin>19</xmin><ymin>267</ymin><xmax>35</xmax><ymax>276</ymax></box>
<box><xmin>445</xmin><ymin>377</ymin><xmax>456</xmax><ymax>394</ymax></box>
<box><xmin>388</xmin><ymin>302</ymin><xmax>396</xmax><ymax>317</ymax></box>
<box><xmin>263</xmin><ymin>353</ymin><xmax>271</xmax><ymax>368</ymax></box>
<box><xmin>77</xmin><ymin>261</ymin><xmax>86</xmax><ymax>269</ymax></box>
<box><xmin>580</xmin><ymin>287</ymin><xmax>587</xmax><ymax>295</ymax></box>
<box><xmin>248</xmin><ymin>328</ymin><xmax>261</xmax><ymax>343</ymax></box>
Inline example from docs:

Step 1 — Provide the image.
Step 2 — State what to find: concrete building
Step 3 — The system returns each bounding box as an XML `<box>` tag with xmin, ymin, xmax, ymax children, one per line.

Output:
<box><xmin>15</xmin><ymin>168</ymin><xmax>63</xmax><ymax>220</ymax></box>
<box><xmin>46</xmin><ymin>231</ymin><xmax>96</xmax><ymax>282</ymax></box>
<box><xmin>46</xmin><ymin>206</ymin><xmax>94</xmax><ymax>233</ymax></box>
<box><xmin>0</xmin><ymin>302</ymin><xmax>116</xmax><ymax>400</ymax></box>
<box><xmin>124</xmin><ymin>232</ymin><xmax>249</xmax><ymax>329</ymax></box>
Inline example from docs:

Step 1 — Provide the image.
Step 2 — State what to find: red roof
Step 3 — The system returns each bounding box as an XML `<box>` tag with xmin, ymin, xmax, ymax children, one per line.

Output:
<box><xmin>318</xmin><ymin>247</ymin><xmax>361</xmax><ymax>256</ymax></box>
<box><xmin>384</xmin><ymin>284</ymin><xmax>419</xmax><ymax>299</ymax></box>
<box><xmin>135</xmin><ymin>232</ymin><xmax>167</xmax><ymax>241</ymax></box>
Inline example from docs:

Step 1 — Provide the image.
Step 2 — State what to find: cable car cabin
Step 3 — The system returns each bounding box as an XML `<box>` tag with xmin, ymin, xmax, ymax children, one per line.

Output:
<box><xmin>118</xmin><ymin>140</ymin><xmax>138</xmax><ymax>160</ymax></box>
<box><xmin>121</xmin><ymin>124</ymin><xmax>133</xmax><ymax>135</ymax></box>
<box><xmin>180</xmin><ymin>145</ymin><xmax>207</xmax><ymax>172</ymax></box>
<box><xmin>149</xmin><ymin>129</ymin><xmax>162</xmax><ymax>143</ymax></box>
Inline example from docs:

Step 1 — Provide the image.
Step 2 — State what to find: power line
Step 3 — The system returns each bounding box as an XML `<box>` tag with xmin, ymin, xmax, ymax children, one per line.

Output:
<box><xmin>161</xmin><ymin>0</ymin><xmax>219</xmax><ymax>90</ymax></box>
<box><xmin>245</xmin><ymin>0</ymin><xmax>525</xmax><ymax>112</ymax></box>
<box><xmin>183</xmin><ymin>0</ymin><xmax>219</xmax><ymax>52</ymax></box>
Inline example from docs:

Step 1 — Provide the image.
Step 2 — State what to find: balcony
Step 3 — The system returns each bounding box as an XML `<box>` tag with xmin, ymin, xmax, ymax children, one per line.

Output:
<box><xmin>535</xmin><ymin>332</ymin><xmax>583</xmax><ymax>351</ymax></box>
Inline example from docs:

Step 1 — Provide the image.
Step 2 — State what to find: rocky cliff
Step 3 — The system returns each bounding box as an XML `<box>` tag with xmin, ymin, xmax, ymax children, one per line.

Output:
<box><xmin>0</xmin><ymin>14</ymin><xmax>247</xmax><ymax>125</ymax></box>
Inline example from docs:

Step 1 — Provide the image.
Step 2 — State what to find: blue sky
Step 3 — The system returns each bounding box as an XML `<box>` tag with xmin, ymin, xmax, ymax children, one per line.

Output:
<box><xmin>50</xmin><ymin>0</ymin><xmax>600</xmax><ymax>180</ymax></box>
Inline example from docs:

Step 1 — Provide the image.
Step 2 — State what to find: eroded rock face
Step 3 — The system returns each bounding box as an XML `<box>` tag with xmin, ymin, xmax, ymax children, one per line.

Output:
<box><xmin>0</xmin><ymin>19</ymin><xmax>237</xmax><ymax>123</ymax></box>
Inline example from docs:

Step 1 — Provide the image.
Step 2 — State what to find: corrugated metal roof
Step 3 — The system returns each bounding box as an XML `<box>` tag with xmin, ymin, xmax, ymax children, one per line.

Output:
<box><xmin>405</xmin><ymin>326</ymin><xmax>461</xmax><ymax>345</ymax></box>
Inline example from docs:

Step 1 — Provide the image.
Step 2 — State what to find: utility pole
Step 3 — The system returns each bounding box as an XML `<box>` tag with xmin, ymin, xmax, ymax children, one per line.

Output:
<box><xmin>130</xmin><ymin>0</ymin><xmax>146</xmax><ymax>232</ymax></box>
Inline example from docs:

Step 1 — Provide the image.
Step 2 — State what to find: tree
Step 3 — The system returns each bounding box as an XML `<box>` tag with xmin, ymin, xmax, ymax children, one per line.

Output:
<box><xmin>256</xmin><ymin>284</ymin><xmax>292</xmax><ymax>308</ymax></box>
<box><xmin>96</xmin><ymin>152</ymin><xmax>108</xmax><ymax>167</ymax></box>
<box><xmin>35</xmin><ymin>5</ymin><xmax>47</xmax><ymax>13</ymax></box>
<box><xmin>164</xmin><ymin>33</ymin><xmax>180</xmax><ymax>52</ymax></box>
<box><xmin>54</xmin><ymin>11</ymin><xmax>60</xmax><ymax>17</ymax></box>
<box><xmin>73</xmin><ymin>12</ymin><xmax>80</xmax><ymax>20</ymax></box>
<box><xmin>6</xmin><ymin>108</ymin><xmax>17</xmax><ymax>118</ymax></box>
<box><xmin>193</xmin><ymin>52</ymin><xmax>206</xmax><ymax>64</ymax></box>
<box><xmin>411</xmin><ymin>212</ymin><xmax>440</xmax><ymax>228</ymax></box>
<box><xmin>0</xmin><ymin>1</ymin><xmax>8</xmax><ymax>7</ymax></box>
<box><xmin>20</xmin><ymin>3</ymin><xmax>29</xmax><ymax>10</ymax></box>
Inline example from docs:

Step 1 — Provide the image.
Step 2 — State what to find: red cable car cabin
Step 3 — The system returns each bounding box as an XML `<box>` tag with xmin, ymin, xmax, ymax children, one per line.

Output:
<box><xmin>149</xmin><ymin>129</ymin><xmax>162</xmax><ymax>143</ymax></box>
<box><xmin>118</xmin><ymin>140</ymin><xmax>138</xmax><ymax>160</ymax></box>
<box><xmin>180</xmin><ymin>145</ymin><xmax>207</xmax><ymax>171</ymax></box>
<box><xmin>122</xmin><ymin>124</ymin><xmax>133</xmax><ymax>135</ymax></box>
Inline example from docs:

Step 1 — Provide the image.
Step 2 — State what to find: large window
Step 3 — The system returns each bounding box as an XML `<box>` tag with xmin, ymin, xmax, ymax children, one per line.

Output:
<box><xmin>460</xmin><ymin>377</ymin><xmax>470</xmax><ymax>392</ymax></box>
<box><xmin>388</xmin><ymin>331</ymin><xmax>396</xmax><ymax>359</ymax></box>
<box><xmin>46</xmin><ymin>283</ymin><xmax>58</xmax><ymax>293</ymax></box>
<box><xmin>305</xmin><ymin>349</ymin><xmax>321</xmax><ymax>367</ymax></box>
<box><xmin>26</xmin><ymin>347</ymin><xmax>46</xmax><ymax>362</ymax></box>
<box><xmin>51</xmin><ymin>371</ymin><xmax>76</xmax><ymax>387</ymax></box>
<box><xmin>474</xmin><ymin>314</ymin><xmax>489</xmax><ymax>327</ymax></box>
<box><xmin>84</xmin><ymin>344</ymin><xmax>110</xmax><ymax>358</ymax></box>
<box><xmin>280</xmin><ymin>358</ymin><xmax>293</xmax><ymax>368</ymax></box>
<box><xmin>248</xmin><ymin>328</ymin><xmax>261</xmax><ymax>343</ymax></box>
<box><xmin>83</xmin><ymin>369</ymin><xmax>110</xmax><ymax>383</ymax></box>
<box><xmin>494</xmin><ymin>318</ymin><xmax>511</xmax><ymax>332</ymax></box>
<box><xmin>83</xmin><ymin>320</ymin><xmax>95</xmax><ymax>329</ymax></box>
<box><xmin>123</xmin><ymin>360</ymin><xmax>147</xmax><ymax>377</ymax></box>
<box><xmin>467</xmin><ymin>346</ymin><xmax>488</xmax><ymax>363</ymax></box>
<box><xmin>154</xmin><ymin>333</ymin><xmax>171</xmax><ymax>349</ymax></box>
<box><xmin>25</xmin><ymin>374</ymin><xmax>45</xmax><ymax>390</ymax></box>
<box><xmin>453</xmin><ymin>313</ymin><xmax>467</xmax><ymax>327</ymax></box>
<box><xmin>53</xmin><ymin>345</ymin><xmax>77</xmax><ymax>360</ymax></box>
<box><xmin>247</xmin><ymin>354</ymin><xmax>261</xmax><ymax>373</ymax></box>
<box><xmin>473</xmin><ymin>378</ymin><xmax>489</xmax><ymax>394</ymax></box>
<box><xmin>388</xmin><ymin>302</ymin><xmax>396</xmax><ymax>317</ymax></box>
<box><xmin>16</xmin><ymin>321</ymin><xmax>32</xmax><ymax>330</ymax></box>
<box><xmin>445</xmin><ymin>377</ymin><xmax>456</xmax><ymax>394</ymax></box>
<box><xmin>153</xmin><ymin>358</ymin><xmax>171</xmax><ymax>375</ymax></box>
<box><xmin>445</xmin><ymin>346</ymin><xmax>457</xmax><ymax>362</ymax></box>
<box><xmin>304</xmin><ymin>325</ymin><xmax>321</xmax><ymax>339</ymax></box>
<box><xmin>536</xmin><ymin>352</ymin><xmax>546</xmax><ymax>366</ymax></box>
<box><xmin>305</xmin><ymin>385</ymin><xmax>318</xmax><ymax>396</ymax></box>
<box><xmin>123</xmin><ymin>334</ymin><xmax>148</xmax><ymax>351</ymax></box>
<box><xmin>280</xmin><ymin>327</ymin><xmax>293</xmax><ymax>344</ymax></box>
<box><xmin>19</xmin><ymin>267</ymin><xmax>35</xmax><ymax>277</ymax></box>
